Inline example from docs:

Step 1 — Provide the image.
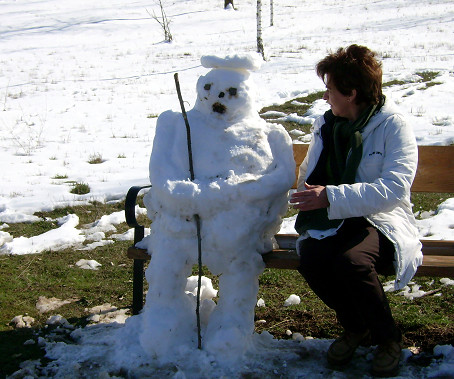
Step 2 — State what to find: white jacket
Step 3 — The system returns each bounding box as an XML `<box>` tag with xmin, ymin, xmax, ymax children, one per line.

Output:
<box><xmin>297</xmin><ymin>100</ymin><xmax>423</xmax><ymax>290</ymax></box>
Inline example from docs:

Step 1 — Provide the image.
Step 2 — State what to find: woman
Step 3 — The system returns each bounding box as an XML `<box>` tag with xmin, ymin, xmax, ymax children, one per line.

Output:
<box><xmin>290</xmin><ymin>45</ymin><xmax>422</xmax><ymax>377</ymax></box>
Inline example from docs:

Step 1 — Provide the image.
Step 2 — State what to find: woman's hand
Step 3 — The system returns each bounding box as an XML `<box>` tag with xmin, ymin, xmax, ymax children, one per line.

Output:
<box><xmin>290</xmin><ymin>183</ymin><xmax>329</xmax><ymax>211</ymax></box>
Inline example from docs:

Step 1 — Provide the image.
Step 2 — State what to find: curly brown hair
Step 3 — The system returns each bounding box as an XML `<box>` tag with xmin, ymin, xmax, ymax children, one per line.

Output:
<box><xmin>316</xmin><ymin>44</ymin><xmax>383</xmax><ymax>105</ymax></box>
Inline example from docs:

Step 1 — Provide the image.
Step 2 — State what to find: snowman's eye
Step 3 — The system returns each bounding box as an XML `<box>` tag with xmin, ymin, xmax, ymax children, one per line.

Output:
<box><xmin>228</xmin><ymin>87</ymin><xmax>237</xmax><ymax>96</ymax></box>
<box><xmin>204</xmin><ymin>83</ymin><xmax>211</xmax><ymax>91</ymax></box>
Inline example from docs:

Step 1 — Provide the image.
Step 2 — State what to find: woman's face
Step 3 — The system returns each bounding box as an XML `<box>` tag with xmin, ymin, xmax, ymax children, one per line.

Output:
<box><xmin>323</xmin><ymin>75</ymin><xmax>355</xmax><ymax>120</ymax></box>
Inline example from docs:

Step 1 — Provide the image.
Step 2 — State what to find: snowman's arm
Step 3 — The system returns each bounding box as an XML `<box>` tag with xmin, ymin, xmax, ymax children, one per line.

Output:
<box><xmin>235</xmin><ymin>128</ymin><xmax>295</xmax><ymax>200</ymax></box>
<box><xmin>150</xmin><ymin>111</ymin><xmax>194</xmax><ymax>181</ymax></box>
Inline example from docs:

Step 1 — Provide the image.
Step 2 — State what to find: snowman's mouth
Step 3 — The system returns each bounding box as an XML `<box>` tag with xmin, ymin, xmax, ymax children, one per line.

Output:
<box><xmin>212</xmin><ymin>102</ymin><xmax>226</xmax><ymax>114</ymax></box>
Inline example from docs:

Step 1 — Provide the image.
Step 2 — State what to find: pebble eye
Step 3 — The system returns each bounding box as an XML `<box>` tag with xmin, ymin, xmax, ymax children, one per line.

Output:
<box><xmin>228</xmin><ymin>87</ymin><xmax>237</xmax><ymax>96</ymax></box>
<box><xmin>204</xmin><ymin>83</ymin><xmax>211</xmax><ymax>91</ymax></box>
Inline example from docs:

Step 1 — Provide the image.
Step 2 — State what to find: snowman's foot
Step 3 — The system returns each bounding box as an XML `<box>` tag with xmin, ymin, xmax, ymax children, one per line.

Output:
<box><xmin>204</xmin><ymin>325</ymin><xmax>252</xmax><ymax>363</ymax></box>
<box><xmin>140</xmin><ymin>305</ymin><xmax>196</xmax><ymax>360</ymax></box>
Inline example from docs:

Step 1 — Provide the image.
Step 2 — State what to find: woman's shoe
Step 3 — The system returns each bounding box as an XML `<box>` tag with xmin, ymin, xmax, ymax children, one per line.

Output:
<box><xmin>327</xmin><ymin>330</ymin><xmax>371</xmax><ymax>366</ymax></box>
<box><xmin>371</xmin><ymin>340</ymin><xmax>402</xmax><ymax>377</ymax></box>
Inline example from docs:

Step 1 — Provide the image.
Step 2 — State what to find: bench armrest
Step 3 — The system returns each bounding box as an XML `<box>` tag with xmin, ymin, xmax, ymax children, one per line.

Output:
<box><xmin>125</xmin><ymin>185</ymin><xmax>151</xmax><ymax>244</ymax></box>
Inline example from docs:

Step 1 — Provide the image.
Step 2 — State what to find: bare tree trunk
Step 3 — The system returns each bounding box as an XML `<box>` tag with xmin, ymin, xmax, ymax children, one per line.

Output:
<box><xmin>257</xmin><ymin>0</ymin><xmax>265</xmax><ymax>60</ymax></box>
<box><xmin>224</xmin><ymin>0</ymin><xmax>234</xmax><ymax>9</ymax></box>
<box><xmin>270</xmin><ymin>0</ymin><xmax>274</xmax><ymax>26</ymax></box>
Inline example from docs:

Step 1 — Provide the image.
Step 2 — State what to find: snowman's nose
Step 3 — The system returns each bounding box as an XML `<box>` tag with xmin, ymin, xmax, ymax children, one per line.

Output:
<box><xmin>218</xmin><ymin>92</ymin><xmax>225</xmax><ymax>98</ymax></box>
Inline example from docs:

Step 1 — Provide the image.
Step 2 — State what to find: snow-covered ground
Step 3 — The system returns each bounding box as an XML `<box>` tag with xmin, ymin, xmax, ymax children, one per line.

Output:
<box><xmin>2</xmin><ymin>0</ymin><xmax>454</xmax><ymax>377</ymax></box>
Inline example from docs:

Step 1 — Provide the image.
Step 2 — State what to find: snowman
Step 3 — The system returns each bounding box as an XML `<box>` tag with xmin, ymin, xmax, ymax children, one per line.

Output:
<box><xmin>139</xmin><ymin>54</ymin><xmax>295</xmax><ymax>363</ymax></box>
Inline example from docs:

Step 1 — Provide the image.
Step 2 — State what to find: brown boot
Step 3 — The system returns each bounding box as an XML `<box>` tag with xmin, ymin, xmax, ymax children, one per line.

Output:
<box><xmin>327</xmin><ymin>330</ymin><xmax>371</xmax><ymax>366</ymax></box>
<box><xmin>371</xmin><ymin>340</ymin><xmax>402</xmax><ymax>377</ymax></box>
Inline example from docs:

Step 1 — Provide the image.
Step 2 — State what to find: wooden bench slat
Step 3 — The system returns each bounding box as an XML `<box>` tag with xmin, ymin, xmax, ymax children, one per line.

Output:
<box><xmin>277</xmin><ymin>236</ymin><xmax>454</xmax><ymax>257</ymax></box>
<box><xmin>412</xmin><ymin>145</ymin><xmax>454</xmax><ymax>193</ymax></box>
<box><xmin>262</xmin><ymin>249</ymin><xmax>300</xmax><ymax>270</ymax></box>
<box><xmin>291</xmin><ymin>144</ymin><xmax>454</xmax><ymax>193</ymax></box>
<box><xmin>127</xmin><ymin>246</ymin><xmax>149</xmax><ymax>260</ymax></box>
<box><xmin>421</xmin><ymin>254</ymin><xmax>454</xmax><ymax>267</ymax></box>
<box><xmin>127</xmin><ymin>241</ymin><xmax>454</xmax><ymax>276</ymax></box>
<box><xmin>421</xmin><ymin>240</ymin><xmax>454</xmax><ymax>256</ymax></box>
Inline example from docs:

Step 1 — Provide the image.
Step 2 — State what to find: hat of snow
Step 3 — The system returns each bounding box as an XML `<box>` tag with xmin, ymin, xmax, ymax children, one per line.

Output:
<box><xmin>200</xmin><ymin>53</ymin><xmax>262</xmax><ymax>72</ymax></box>
<box><xmin>194</xmin><ymin>53</ymin><xmax>261</xmax><ymax>121</ymax></box>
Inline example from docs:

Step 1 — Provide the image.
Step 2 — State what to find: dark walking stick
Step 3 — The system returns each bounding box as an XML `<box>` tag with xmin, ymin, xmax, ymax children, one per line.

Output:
<box><xmin>174</xmin><ymin>73</ymin><xmax>203</xmax><ymax>350</ymax></box>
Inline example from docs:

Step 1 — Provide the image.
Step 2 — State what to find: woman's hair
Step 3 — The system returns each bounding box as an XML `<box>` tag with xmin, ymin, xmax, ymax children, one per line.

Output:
<box><xmin>316</xmin><ymin>44</ymin><xmax>383</xmax><ymax>105</ymax></box>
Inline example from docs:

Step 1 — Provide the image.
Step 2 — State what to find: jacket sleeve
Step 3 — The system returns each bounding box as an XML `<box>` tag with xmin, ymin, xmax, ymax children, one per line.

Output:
<box><xmin>296</xmin><ymin>117</ymin><xmax>324</xmax><ymax>191</ymax></box>
<box><xmin>326</xmin><ymin>114</ymin><xmax>418</xmax><ymax>220</ymax></box>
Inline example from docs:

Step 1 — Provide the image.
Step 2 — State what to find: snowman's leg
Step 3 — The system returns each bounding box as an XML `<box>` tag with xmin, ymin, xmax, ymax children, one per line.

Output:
<box><xmin>203</xmin><ymin>251</ymin><xmax>264</xmax><ymax>360</ymax></box>
<box><xmin>140</xmin><ymin>237</ymin><xmax>198</xmax><ymax>359</ymax></box>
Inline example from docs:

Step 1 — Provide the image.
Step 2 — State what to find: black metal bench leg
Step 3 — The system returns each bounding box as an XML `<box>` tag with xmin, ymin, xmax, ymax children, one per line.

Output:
<box><xmin>132</xmin><ymin>259</ymin><xmax>144</xmax><ymax>315</ymax></box>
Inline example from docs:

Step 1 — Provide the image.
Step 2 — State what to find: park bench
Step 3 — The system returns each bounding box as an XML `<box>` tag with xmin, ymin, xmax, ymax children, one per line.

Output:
<box><xmin>125</xmin><ymin>144</ymin><xmax>454</xmax><ymax>315</ymax></box>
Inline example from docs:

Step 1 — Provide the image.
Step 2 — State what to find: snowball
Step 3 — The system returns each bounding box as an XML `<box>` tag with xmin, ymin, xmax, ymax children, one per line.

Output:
<box><xmin>0</xmin><ymin>230</ymin><xmax>12</xmax><ymax>245</ymax></box>
<box><xmin>46</xmin><ymin>314</ymin><xmax>70</xmax><ymax>326</ymax></box>
<box><xmin>284</xmin><ymin>294</ymin><xmax>301</xmax><ymax>307</ymax></box>
<box><xmin>185</xmin><ymin>275</ymin><xmax>218</xmax><ymax>301</ymax></box>
<box><xmin>76</xmin><ymin>259</ymin><xmax>102</xmax><ymax>270</ymax></box>
<box><xmin>292</xmin><ymin>333</ymin><xmax>305</xmax><ymax>342</ymax></box>
<box><xmin>10</xmin><ymin>315</ymin><xmax>35</xmax><ymax>328</ymax></box>
<box><xmin>440</xmin><ymin>278</ymin><xmax>454</xmax><ymax>286</ymax></box>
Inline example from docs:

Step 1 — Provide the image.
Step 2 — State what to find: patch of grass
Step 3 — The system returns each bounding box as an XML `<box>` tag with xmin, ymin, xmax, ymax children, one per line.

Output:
<box><xmin>420</xmin><ymin>81</ymin><xmax>443</xmax><ymax>90</ymax></box>
<box><xmin>383</xmin><ymin>79</ymin><xmax>408</xmax><ymax>87</ymax></box>
<box><xmin>415</xmin><ymin>71</ymin><xmax>440</xmax><ymax>83</ymax></box>
<box><xmin>411</xmin><ymin>193</ymin><xmax>452</xmax><ymax>217</ymax></box>
<box><xmin>261</xmin><ymin>91</ymin><xmax>325</xmax><ymax>117</ymax></box>
<box><xmin>255</xmin><ymin>268</ymin><xmax>454</xmax><ymax>347</ymax></box>
<box><xmin>5</xmin><ymin>219</ymin><xmax>58</xmax><ymax>239</ymax></box>
<box><xmin>259</xmin><ymin>91</ymin><xmax>324</xmax><ymax>140</ymax></box>
<box><xmin>87</xmin><ymin>153</ymin><xmax>105</xmax><ymax>164</ymax></box>
<box><xmin>383</xmin><ymin>71</ymin><xmax>442</xmax><ymax>90</ymax></box>
<box><xmin>70</xmin><ymin>182</ymin><xmax>90</xmax><ymax>195</ymax></box>
<box><xmin>0</xmin><ymin>241</ymin><xmax>135</xmax><ymax>377</ymax></box>
<box><xmin>52</xmin><ymin>174</ymin><xmax>68</xmax><ymax>179</ymax></box>
<box><xmin>414</xmin><ymin>71</ymin><xmax>443</xmax><ymax>91</ymax></box>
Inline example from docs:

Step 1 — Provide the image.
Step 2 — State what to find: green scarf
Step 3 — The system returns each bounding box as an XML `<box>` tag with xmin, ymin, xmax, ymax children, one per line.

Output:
<box><xmin>294</xmin><ymin>97</ymin><xmax>384</xmax><ymax>234</ymax></box>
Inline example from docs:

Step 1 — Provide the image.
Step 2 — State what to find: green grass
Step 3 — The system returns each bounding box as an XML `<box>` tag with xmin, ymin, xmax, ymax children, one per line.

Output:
<box><xmin>87</xmin><ymin>153</ymin><xmax>105</xmax><ymax>164</ymax></box>
<box><xmin>260</xmin><ymin>91</ymin><xmax>325</xmax><ymax>140</ymax></box>
<box><xmin>415</xmin><ymin>71</ymin><xmax>440</xmax><ymax>83</ymax></box>
<box><xmin>52</xmin><ymin>174</ymin><xmax>68</xmax><ymax>180</ymax></box>
<box><xmin>411</xmin><ymin>193</ymin><xmax>452</xmax><ymax>218</ymax></box>
<box><xmin>383</xmin><ymin>71</ymin><xmax>442</xmax><ymax>90</ymax></box>
<box><xmin>69</xmin><ymin>182</ymin><xmax>91</xmax><ymax>195</ymax></box>
<box><xmin>383</xmin><ymin>79</ymin><xmax>408</xmax><ymax>88</ymax></box>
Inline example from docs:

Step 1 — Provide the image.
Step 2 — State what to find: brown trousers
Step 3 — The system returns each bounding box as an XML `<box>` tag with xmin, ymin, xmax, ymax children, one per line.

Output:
<box><xmin>297</xmin><ymin>217</ymin><xmax>401</xmax><ymax>344</ymax></box>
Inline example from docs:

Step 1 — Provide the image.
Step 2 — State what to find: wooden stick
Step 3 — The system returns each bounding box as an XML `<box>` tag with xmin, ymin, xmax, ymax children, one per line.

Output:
<box><xmin>174</xmin><ymin>73</ymin><xmax>203</xmax><ymax>350</ymax></box>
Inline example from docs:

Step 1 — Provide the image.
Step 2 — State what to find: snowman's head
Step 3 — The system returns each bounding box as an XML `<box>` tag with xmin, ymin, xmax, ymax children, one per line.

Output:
<box><xmin>194</xmin><ymin>54</ymin><xmax>262</xmax><ymax>123</ymax></box>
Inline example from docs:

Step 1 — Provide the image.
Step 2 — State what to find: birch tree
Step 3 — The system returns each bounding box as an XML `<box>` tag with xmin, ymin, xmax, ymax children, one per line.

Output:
<box><xmin>270</xmin><ymin>0</ymin><xmax>274</xmax><ymax>26</ymax></box>
<box><xmin>257</xmin><ymin>0</ymin><xmax>265</xmax><ymax>60</ymax></box>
